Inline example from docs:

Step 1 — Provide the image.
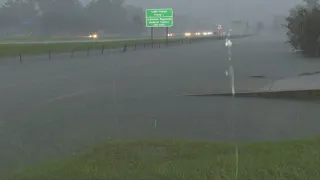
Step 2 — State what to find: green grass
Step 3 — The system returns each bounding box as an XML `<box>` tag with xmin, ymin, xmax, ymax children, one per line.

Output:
<box><xmin>7</xmin><ymin>138</ymin><xmax>320</xmax><ymax>180</ymax></box>
<box><xmin>0</xmin><ymin>38</ymin><xmax>184</xmax><ymax>58</ymax></box>
<box><xmin>0</xmin><ymin>36</ymin><xmax>88</xmax><ymax>41</ymax></box>
<box><xmin>0</xmin><ymin>34</ymin><xmax>253</xmax><ymax>58</ymax></box>
<box><xmin>0</xmin><ymin>35</ymin><xmax>125</xmax><ymax>41</ymax></box>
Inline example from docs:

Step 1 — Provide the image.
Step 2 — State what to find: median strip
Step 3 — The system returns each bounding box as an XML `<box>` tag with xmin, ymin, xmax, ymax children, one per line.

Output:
<box><xmin>0</xmin><ymin>39</ymin><xmax>174</xmax><ymax>58</ymax></box>
<box><xmin>0</xmin><ymin>35</ymin><xmax>254</xmax><ymax>59</ymax></box>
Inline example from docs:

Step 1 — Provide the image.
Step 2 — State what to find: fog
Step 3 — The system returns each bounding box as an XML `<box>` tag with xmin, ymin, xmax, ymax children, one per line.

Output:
<box><xmin>0</xmin><ymin>0</ymin><xmax>307</xmax><ymax>20</ymax></box>
<box><xmin>90</xmin><ymin>0</ymin><xmax>302</xmax><ymax>22</ymax></box>
<box><xmin>0</xmin><ymin>0</ymin><xmax>306</xmax><ymax>36</ymax></box>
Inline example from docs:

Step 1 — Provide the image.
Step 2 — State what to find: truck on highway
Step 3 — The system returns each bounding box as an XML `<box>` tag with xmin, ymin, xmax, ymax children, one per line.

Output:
<box><xmin>230</xmin><ymin>20</ymin><xmax>248</xmax><ymax>35</ymax></box>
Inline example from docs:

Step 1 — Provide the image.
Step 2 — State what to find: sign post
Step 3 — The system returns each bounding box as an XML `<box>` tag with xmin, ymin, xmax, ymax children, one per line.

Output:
<box><xmin>166</xmin><ymin>27</ymin><xmax>169</xmax><ymax>45</ymax></box>
<box><xmin>151</xmin><ymin>27</ymin><xmax>154</xmax><ymax>48</ymax></box>
<box><xmin>145</xmin><ymin>8</ymin><xmax>173</xmax><ymax>45</ymax></box>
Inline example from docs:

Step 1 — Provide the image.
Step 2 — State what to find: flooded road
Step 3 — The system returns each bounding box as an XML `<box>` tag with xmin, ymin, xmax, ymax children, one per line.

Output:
<box><xmin>1</xmin><ymin>32</ymin><xmax>320</xmax><ymax>175</ymax></box>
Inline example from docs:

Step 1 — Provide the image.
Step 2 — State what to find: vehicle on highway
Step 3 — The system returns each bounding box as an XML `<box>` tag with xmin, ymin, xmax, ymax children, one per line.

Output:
<box><xmin>88</xmin><ymin>33</ymin><xmax>99</xmax><ymax>39</ymax></box>
<box><xmin>2</xmin><ymin>1</ymin><xmax>319</xmax><ymax>180</ymax></box>
<box><xmin>184</xmin><ymin>32</ymin><xmax>192</xmax><ymax>37</ymax></box>
<box><xmin>214</xmin><ymin>24</ymin><xmax>224</xmax><ymax>36</ymax></box>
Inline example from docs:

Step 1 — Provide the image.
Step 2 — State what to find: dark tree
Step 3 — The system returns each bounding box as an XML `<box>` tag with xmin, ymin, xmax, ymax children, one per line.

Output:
<box><xmin>285</xmin><ymin>4</ymin><xmax>320</xmax><ymax>57</ymax></box>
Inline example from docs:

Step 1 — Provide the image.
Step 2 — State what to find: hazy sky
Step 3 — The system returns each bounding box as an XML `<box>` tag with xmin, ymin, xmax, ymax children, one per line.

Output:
<box><xmin>122</xmin><ymin>0</ymin><xmax>303</xmax><ymax>20</ymax></box>
<box><xmin>82</xmin><ymin>0</ymin><xmax>304</xmax><ymax>23</ymax></box>
<box><xmin>0</xmin><ymin>0</ymin><xmax>305</xmax><ymax>23</ymax></box>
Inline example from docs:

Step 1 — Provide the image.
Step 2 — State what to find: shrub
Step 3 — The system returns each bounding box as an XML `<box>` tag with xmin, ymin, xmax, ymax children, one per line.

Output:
<box><xmin>285</xmin><ymin>4</ymin><xmax>320</xmax><ymax>57</ymax></box>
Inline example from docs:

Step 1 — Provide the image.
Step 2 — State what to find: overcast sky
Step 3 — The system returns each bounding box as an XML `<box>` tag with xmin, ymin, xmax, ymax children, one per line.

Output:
<box><xmin>84</xmin><ymin>0</ymin><xmax>304</xmax><ymax>23</ymax></box>
<box><xmin>0</xmin><ymin>0</ymin><xmax>305</xmax><ymax>23</ymax></box>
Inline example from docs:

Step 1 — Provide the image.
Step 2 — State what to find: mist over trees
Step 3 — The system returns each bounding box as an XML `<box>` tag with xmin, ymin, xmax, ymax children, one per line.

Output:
<box><xmin>0</xmin><ymin>0</ymin><xmax>145</xmax><ymax>36</ymax></box>
<box><xmin>285</xmin><ymin>0</ymin><xmax>320</xmax><ymax>57</ymax></box>
<box><xmin>0</xmin><ymin>0</ymin><xmax>217</xmax><ymax>37</ymax></box>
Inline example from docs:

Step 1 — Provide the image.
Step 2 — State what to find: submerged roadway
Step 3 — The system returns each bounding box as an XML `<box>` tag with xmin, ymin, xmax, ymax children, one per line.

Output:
<box><xmin>1</xmin><ymin>31</ymin><xmax>320</xmax><ymax>175</ymax></box>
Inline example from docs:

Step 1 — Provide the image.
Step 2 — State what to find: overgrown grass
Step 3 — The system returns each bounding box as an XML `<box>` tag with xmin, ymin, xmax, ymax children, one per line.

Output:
<box><xmin>7</xmin><ymin>138</ymin><xmax>320</xmax><ymax>180</ymax></box>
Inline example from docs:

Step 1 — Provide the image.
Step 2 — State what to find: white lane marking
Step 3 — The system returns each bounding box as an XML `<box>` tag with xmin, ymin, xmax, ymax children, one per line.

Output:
<box><xmin>47</xmin><ymin>89</ymin><xmax>90</xmax><ymax>103</ymax></box>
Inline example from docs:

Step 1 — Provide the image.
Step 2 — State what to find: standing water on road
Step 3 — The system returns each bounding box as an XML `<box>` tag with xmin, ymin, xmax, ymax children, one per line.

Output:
<box><xmin>1</xmin><ymin>1</ymin><xmax>320</xmax><ymax>179</ymax></box>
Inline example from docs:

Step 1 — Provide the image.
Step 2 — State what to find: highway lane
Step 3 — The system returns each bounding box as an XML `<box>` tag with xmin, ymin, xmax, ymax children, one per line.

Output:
<box><xmin>2</xmin><ymin>33</ymin><xmax>320</xmax><ymax>175</ymax></box>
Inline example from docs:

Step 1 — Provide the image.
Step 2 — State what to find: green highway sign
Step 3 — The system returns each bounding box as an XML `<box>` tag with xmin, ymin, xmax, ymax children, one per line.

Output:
<box><xmin>145</xmin><ymin>8</ymin><xmax>173</xmax><ymax>27</ymax></box>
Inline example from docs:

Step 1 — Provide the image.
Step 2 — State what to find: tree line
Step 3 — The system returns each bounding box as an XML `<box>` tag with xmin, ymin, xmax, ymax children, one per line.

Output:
<box><xmin>0</xmin><ymin>0</ymin><xmax>145</xmax><ymax>36</ymax></box>
<box><xmin>285</xmin><ymin>0</ymin><xmax>320</xmax><ymax>57</ymax></box>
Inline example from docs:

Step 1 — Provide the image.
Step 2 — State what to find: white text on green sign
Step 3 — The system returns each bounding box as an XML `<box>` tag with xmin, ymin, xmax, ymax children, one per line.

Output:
<box><xmin>145</xmin><ymin>8</ymin><xmax>173</xmax><ymax>27</ymax></box>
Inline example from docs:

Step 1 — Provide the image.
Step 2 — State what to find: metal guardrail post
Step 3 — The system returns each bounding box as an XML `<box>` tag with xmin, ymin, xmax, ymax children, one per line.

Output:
<box><xmin>102</xmin><ymin>45</ymin><xmax>105</xmax><ymax>54</ymax></box>
<box><xmin>122</xmin><ymin>44</ymin><xmax>127</xmax><ymax>52</ymax></box>
<box><xmin>48</xmin><ymin>51</ymin><xmax>51</xmax><ymax>60</ymax></box>
<box><xmin>19</xmin><ymin>53</ymin><xmax>22</xmax><ymax>63</ymax></box>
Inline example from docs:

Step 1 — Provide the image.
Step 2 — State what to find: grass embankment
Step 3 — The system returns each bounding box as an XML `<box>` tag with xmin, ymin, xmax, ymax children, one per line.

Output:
<box><xmin>0</xmin><ymin>38</ymin><xmax>183</xmax><ymax>58</ymax></box>
<box><xmin>0</xmin><ymin>34</ymin><xmax>253</xmax><ymax>58</ymax></box>
<box><xmin>8</xmin><ymin>138</ymin><xmax>320</xmax><ymax>180</ymax></box>
<box><xmin>0</xmin><ymin>34</ymin><xmax>128</xmax><ymax>41</ymax></box>
<box><xmin>0</xmin><ymin>36</ymin><xmax>88</xmax><ymax>42</ymax></box>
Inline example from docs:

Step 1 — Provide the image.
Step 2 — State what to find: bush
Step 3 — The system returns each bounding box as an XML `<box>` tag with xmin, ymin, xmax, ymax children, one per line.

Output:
<box><xmin>285</xmin><ymin>5</ymin><xmax>320</xmax><ymax>57</ymax></box>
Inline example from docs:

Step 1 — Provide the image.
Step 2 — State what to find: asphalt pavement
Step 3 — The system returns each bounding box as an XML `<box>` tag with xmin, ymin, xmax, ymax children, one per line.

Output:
<box><xmin>1</xmin><ymin>31</ymin><xmax>320</xmax><ymax>176</ymax></box>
